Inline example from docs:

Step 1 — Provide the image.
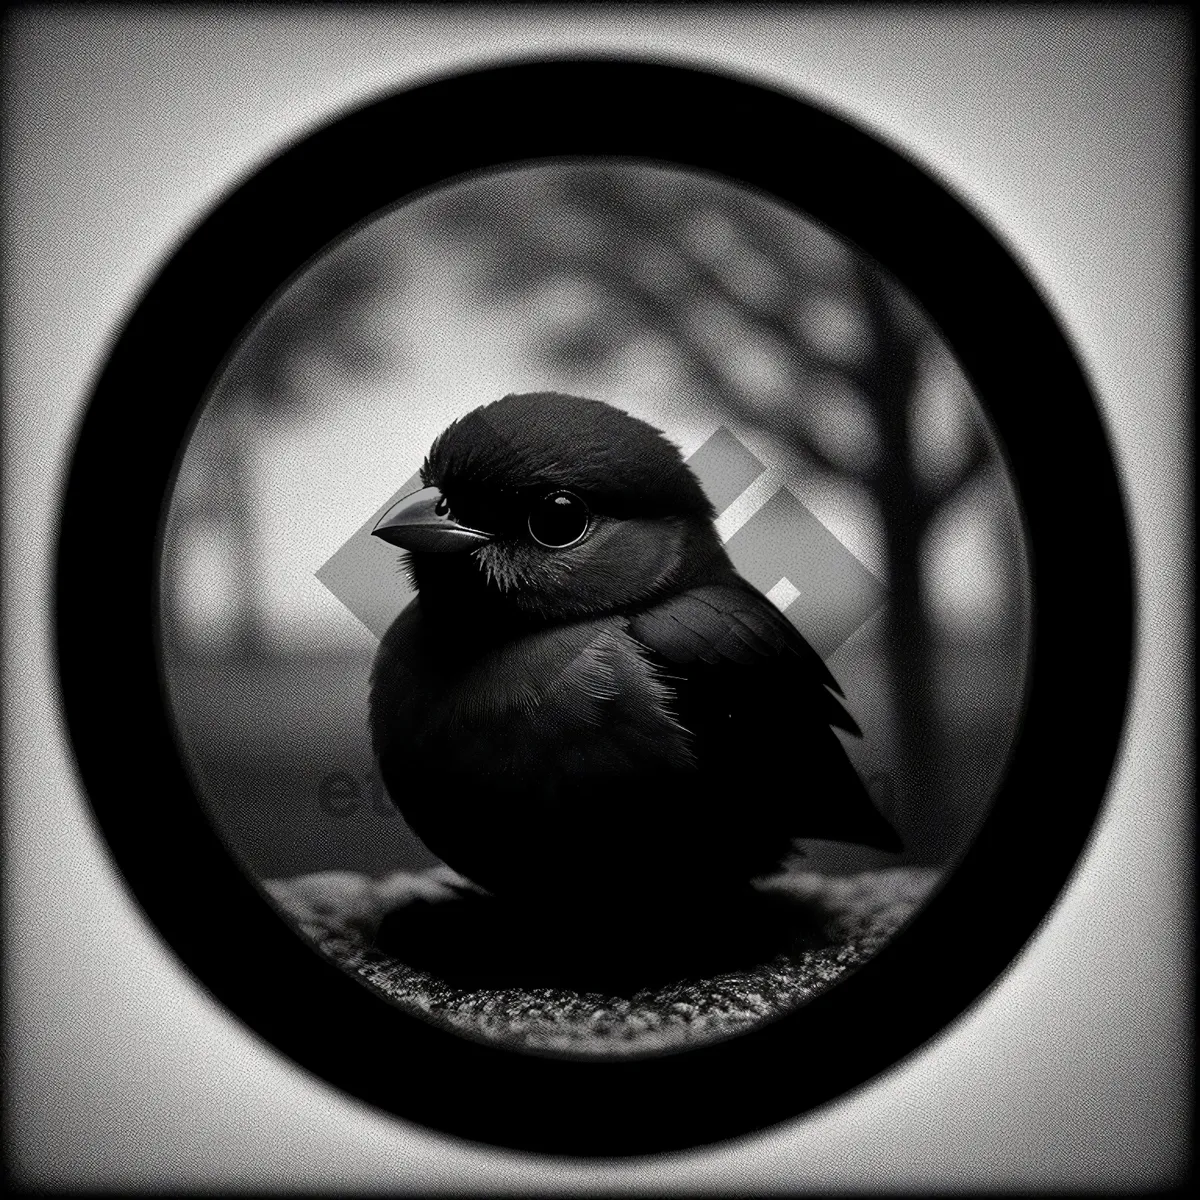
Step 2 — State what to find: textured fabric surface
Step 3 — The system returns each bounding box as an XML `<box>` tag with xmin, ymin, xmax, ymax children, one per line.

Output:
<box><xmin>265</xmin><ymin>864</ymin><xmax>940</xmax><ymax>1057</ymax></box>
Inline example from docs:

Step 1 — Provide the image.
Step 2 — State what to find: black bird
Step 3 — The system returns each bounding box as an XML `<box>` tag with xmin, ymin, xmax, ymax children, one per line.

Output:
<box><xmin>369</xmin><ymin>393</ymin><xmax>900</xmax><ymax>918</ymax></box>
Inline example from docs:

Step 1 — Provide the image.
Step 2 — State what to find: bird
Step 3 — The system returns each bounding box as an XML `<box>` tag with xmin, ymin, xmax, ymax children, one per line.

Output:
<box><xmin>368</xmin><ymin>392</ymin><xmax>900</xmax><ymax>921</ymax></box>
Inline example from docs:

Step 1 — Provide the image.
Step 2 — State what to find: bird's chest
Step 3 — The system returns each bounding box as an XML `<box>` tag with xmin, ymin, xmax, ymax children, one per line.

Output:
<box><xmin>374</xmin><ymin>616</ymin><xmax>694</xmax><ymax>783</ymax></box>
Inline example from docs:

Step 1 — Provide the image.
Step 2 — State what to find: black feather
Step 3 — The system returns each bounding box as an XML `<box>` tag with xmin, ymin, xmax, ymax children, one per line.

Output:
<box><xmin>628</xmin><ymin>581</ymin><xmax>859</xmax><ymax>734</ymax></box>
<box><xmin>424</xmin><ymin>392</ymin><xmax>715</xmax><ymax>521</ymax></box>
<box><xmin>627</xmin><ymin>581</ymin><xmax>901</xmax><ymax>854</ymax></box>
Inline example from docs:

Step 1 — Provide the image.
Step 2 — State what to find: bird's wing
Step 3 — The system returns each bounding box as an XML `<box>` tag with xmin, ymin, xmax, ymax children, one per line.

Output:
<box><xmin>627</xmin><ymin>580</ymin><xmax>902</xmax><ymax>853</ymax></box>
<box><xmin>628</xmin><ymin>581</ymin><xmax>859</xmax><ymax>730</ymax></box>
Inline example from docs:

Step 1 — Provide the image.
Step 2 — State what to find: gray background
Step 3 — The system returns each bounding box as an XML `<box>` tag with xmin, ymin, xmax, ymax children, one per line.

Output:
<box><xmin>3</xmin><ymin>7</ymin><xmax>1190</xmax><ymax>1192</ymax></box>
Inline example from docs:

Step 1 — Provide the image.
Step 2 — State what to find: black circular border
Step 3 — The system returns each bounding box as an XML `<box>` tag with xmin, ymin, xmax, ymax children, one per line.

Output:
<box><xmin>55</xmin><ymin>59</ymin><xmax>1133</xmax><ymax>1156</ymax></box>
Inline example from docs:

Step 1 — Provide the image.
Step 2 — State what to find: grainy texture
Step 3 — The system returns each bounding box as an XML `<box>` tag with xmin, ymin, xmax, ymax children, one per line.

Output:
<box><xmin>264</xmin><ymin>864</ymin><xmax>940</xmax><ymax>1057</ymax></box>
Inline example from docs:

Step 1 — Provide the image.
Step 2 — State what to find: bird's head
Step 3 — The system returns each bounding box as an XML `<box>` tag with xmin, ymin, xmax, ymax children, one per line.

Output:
<box><xmin>372</xmin><ymin>393</ymin><xmax>723</xmax><ymax>626</ymax></box>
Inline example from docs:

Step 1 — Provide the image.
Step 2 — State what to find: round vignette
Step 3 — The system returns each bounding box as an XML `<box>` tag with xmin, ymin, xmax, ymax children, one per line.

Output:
<box><xmin>161</xmin><ymin>160</ymin><xmax>1030</xmax><ymax>1059</ymax></box>
<box><xmin>54</xmin><ymin>59</ymin><xmax>1133</xmax><ymax>1155</ymax></box>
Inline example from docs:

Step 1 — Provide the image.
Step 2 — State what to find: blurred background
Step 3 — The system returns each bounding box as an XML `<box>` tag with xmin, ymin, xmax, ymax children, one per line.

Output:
<box><xmin>159</xmin><ymin>163</ymin><xmax>1030</xmax><ymax>883</ymax></box>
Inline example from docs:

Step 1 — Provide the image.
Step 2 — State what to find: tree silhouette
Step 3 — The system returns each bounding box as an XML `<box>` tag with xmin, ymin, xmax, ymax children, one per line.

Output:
<box><xmin>164</xmin><ymin>246</ymin><xmax>397</xmax><ymax>658</ymax></box>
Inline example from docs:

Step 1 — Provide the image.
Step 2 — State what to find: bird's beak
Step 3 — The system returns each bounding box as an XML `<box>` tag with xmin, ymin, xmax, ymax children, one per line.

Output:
<box><xmin>371</xmin><ymin>487</ymin><xmax>493</xmax><ymax>553</ymax></box>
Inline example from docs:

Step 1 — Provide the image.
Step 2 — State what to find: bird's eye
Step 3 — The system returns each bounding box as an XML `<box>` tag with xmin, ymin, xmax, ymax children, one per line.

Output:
<box><xmin>527</xmin><ymin>491</ymin><xmax>590</xmax><ymax>548</ymax></box>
